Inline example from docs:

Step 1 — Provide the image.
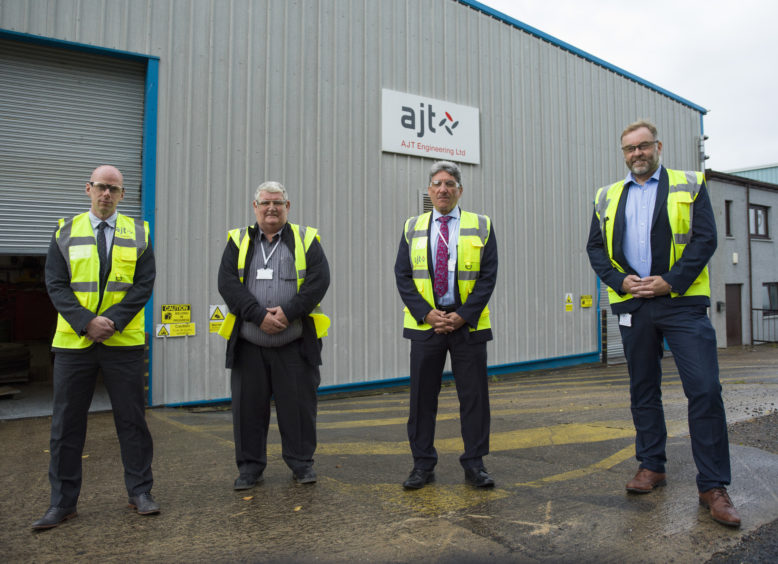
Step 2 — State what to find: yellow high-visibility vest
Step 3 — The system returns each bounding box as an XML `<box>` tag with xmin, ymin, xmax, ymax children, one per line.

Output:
<box><xmin>218</xmin><ymin>223</ymin><xmax>330</xmax><ymax>340</ymax></box>
<box><xmin>52</xmin><ymin>212</ymin><xmax>149</xmax><ymax>348</ymax></box>
<box><xmin>402</xmin><ymin>211</ymin><xmax>491</xmax><ymax>332</ymax></box>
<box><xmin>593</xmin><ymin>169</ymin><xmax>710</xmax><ymax>304</ymax></box>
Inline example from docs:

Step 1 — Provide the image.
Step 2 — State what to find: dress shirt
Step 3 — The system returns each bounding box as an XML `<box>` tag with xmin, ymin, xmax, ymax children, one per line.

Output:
<box><xmin>88</xmin><ymin>211</ymin><xmax>118</xmax><ymax>250</ymax></box>
<box><xmin>431</xmin><ymin>206</ymin><xmax>460</xmax><ymax>306</ymax></box>
<box><xmin>623</xmin><ymin>168</ymin><xmax>660</xmax><ymax>279</ymax></box>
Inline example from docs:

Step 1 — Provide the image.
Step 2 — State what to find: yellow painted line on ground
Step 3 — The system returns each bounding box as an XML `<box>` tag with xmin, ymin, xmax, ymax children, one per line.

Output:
<box><xmin>319</xmin><ymin>396</ymin><xmax>631</xmax><ymax>416</ymax></box>
<box><xmin>158</xmin><ymin>402</ymin><xmax>634</xmax><ymax>432</ymax></box>
<box><xmin>316</xmin><ymin>404</ymin><xmax>634</xmax><ymax>430</ymax></box>
<box><xmin>316</xmin><ymin>421</ymin><xmax>636</xmax><ymax>456</ymax></box>
<box><xmin>149</xmin><ymin>410</ymin><xmax>235</xmax><ymax>449</ymax></box>
<box><xmin>514</xmin><ymin>444</ymin><xmax>636</xmax><ymax>488</ymax></box>
<box><xmin>323</xmin><ymin>476</ymin><xmax>512</xmax><ymax>515</ymax></box>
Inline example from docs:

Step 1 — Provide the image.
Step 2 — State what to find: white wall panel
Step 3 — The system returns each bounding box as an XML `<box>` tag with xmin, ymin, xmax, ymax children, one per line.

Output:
<box><xmin>0</xmin><ymin>0</ymin><xmax>706</xmax><ymax>404</ymax></box>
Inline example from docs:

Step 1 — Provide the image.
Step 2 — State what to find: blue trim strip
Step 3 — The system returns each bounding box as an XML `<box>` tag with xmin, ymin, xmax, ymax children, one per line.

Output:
<box><xmin>143</xmin><ymin>59</ymin><xmax>159</xmax><ymax>405</ymax></box>
<box><xmin>0</xmin><ymin>28</ymin><xmax>159</xmax><ymax>61</ymax></box>
<box><xmin>460</xmin><ymin>1</ymin><xmax>706</xmax><ymax>115</ymax></box>
<box><xmin>166</xmin><ymin>397</ymin><xmax>232</xmax><ymax>408</ymax></box>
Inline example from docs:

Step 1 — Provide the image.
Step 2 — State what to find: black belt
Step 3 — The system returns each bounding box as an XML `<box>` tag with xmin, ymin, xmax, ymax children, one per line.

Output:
<box><xmin>436</xmin><ymin>304</ymin><xmax>456</xmax><ymax>313</ymax></box>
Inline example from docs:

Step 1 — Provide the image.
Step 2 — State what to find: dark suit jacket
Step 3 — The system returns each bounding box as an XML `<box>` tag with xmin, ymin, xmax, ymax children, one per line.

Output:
<box><xmin>394</xmin><ymin>209</ymin><xmax>498</xmax><ymax>343</ymax></box>
<box><xmin>586</xmin><ymin>166</ymin><xmax>717</xmax><ymax>314</ymax></box>
<box><xmin>217</xmin><ymin>222</ymin><xmax>330</xmax><ymax>368</ymax></box>
<box><xmin>45</xmin><ymin>213</ymin><xmax>156</xmax><ymax>351</ymax></box>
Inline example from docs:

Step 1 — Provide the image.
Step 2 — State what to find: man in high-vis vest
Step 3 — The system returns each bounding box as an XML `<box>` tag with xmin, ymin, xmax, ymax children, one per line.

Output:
<box><xmin>586</xmin><ymin>120</ymin><xmax>740</xmax><ymax>527</ymax></box>
<box><xmin>218</xmin><ymin>181</ymin><xmax>330</xmax><ymax>489</ymax></box>
<box><xmin>394</xmin><ymin>160</ymin><xmax>498</xmax><ymax>490</ymax></box>
<box><xmin>33</xmin><ymin>165</ymin><xmax>157</xmax><ymax>530</ymax></box>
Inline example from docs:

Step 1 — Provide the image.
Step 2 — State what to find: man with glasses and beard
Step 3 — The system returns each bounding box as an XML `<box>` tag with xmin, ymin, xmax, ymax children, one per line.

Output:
<box><xmin>586</xmin><ymin>120</ymin><xmax>740</xmax><ymax>527</ymax></box>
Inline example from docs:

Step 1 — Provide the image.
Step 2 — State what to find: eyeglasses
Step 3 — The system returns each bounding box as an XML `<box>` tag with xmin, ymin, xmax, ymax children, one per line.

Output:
<box><xmin>430</xmin><ymin>180</ymin><xmax>460</xmax><ymax>188</ymax></box>
<box><xmin>89</xmin><ymin>182</ymin><xmax>123</xmax><ymax>195</ymax></box>
<box><xmin>256</xmin><ymin>199</ymin><xmax>287</xmax><ymax>208</ymax></box>
<box><xmin>621</xmin><ymin>141</ymin><xmax>658</xmax><ymax>154</ymax></box>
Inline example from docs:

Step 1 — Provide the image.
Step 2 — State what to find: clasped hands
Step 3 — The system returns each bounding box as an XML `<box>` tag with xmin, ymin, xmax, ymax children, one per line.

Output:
<box><xmin>621</xmin><ymin>274</ymin><xmax>671</xmax><ymax>298</ymax></box>
<box><xmin>85</xmin><ymin>316</ymin><xmax>116</xmax><ymax>343</ymax></box>
<box><xmin>425</xmin><ymin>309</ymin><xmax>466</xmax><ymax>334</ymax></box>
<box><xmin>260</xmin><ymin>306</ymin><xmax>289</xmax><ymax>335</ymax></box>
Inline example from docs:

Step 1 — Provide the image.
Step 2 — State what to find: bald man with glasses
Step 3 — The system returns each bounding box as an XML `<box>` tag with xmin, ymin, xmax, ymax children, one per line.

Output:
<box><xmin>33</xmin><ymin>165</ymin><xmax>158</xmax><ymax>529</ymax></box>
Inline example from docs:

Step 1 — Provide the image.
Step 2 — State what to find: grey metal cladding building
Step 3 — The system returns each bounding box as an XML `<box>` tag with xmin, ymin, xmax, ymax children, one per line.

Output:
<box><xmin>0</xmin><ymin>0</ymin><xmax>707</xmax><ymax>406</ymax></box>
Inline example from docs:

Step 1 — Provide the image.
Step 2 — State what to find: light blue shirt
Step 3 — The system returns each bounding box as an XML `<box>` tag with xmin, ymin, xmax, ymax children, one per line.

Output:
<box><xmin>431</xmin><ymin>206</ymin><xmax>460</xmax><ymax>306</ymax></box>
<box><xmin>88</xmin><ymin>210</ymin><xmax>118</xmax><ymax>250</ymax></box>
<box><xmin>623</xmin><ymin>168</ymin><xmax>660</xmax><ymax>279</ymax></box>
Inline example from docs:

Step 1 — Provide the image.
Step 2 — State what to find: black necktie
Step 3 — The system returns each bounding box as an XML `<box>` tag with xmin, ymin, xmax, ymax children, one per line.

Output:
<box><xmin>97</xmin><ymin>221</ymin><xmax>109</xmax><ymax>288</ymax></box>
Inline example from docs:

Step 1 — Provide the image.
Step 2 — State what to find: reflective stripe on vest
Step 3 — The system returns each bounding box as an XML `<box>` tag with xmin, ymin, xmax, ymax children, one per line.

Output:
<box><xmin>52</xmin><ymin>212</ymin><xmax>149</xmax><ymax>348</ymax></box>
<box><xmin>402</xmin><ymin>211</ymin><xmax>491</xmax><ymax>332</ymax></box>
<box><xmin>593</xmin><ymin>169</ymin><xmax>709</xmax><ymax>305</ymax></box>
<box><xmin>220</xmin><ymin>223</ymin><xmax>330</xmax><ymax>340</ymax></box>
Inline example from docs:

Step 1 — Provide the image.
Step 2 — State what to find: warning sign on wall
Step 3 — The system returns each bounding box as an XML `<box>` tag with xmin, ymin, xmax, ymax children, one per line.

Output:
<box><xmin>156</xmin><ymin>323</ymin><xmax>196</xmax><ymax>338</ymax></box>
<box><xmin>209</xmin><ymin>304</ymin><xmax>229</xmax><ymax>333</ymax></box>
<box><xmin>161</xmin><ymin>304</ymin><xmax>191</xmax><ymax>323</ymax></box>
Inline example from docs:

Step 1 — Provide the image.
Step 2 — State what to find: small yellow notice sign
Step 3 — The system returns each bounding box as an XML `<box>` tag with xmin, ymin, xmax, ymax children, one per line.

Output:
<box><xmin>209</xmin><ymin>304</ymin><xmax>229</xmax><ymax>333</ymax></box>
<box><xmin>156</xmin><ymin>323</ymin><xmax>196</xmax><ymax>338</ymax></box>
<box><xmin>564</xmin><ymin>292</ymin><xmax>574</xmax><ymax>312</ymax></box>
<box><xmin>580</xmin><ymin>295</ymin><xmax>593</xmax><ymax>308</ymax></box>
<box><xmin>161</xmin><ymin>304</ymin><xmax>191</xmax><ymax>323</ymax></box>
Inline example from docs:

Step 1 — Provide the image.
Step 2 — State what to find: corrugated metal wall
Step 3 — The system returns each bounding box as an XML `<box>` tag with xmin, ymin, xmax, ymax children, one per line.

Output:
<box><xmin>0</xmin><ymin>0</ymin><xmax>704</xmax><ymax>405</ymax></box>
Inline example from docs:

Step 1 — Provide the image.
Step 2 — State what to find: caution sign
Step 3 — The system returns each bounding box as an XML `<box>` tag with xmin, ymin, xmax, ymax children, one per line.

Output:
<box><xmin>209</xmin><ymin>304</ymin><xmax>229</xmax><ymax>333</ymax></box>
<box><xmin>564</xmin><ymin>293</ymin><xmax>574</xmax><ymax>312</ymax></box>
<box><xmin>161</xmin><ymin>304</ymin><xmax>191</xmax><ymax>323</ymax></box>
<box><xmin>580</xmin><ymin>295</ymin><xmax>593</xmax><ymax>308</ymax></box>
<box><xmin>156</xmin><ymin>323</ymin><xmax>196</xmax><ymax>338</ymax></box>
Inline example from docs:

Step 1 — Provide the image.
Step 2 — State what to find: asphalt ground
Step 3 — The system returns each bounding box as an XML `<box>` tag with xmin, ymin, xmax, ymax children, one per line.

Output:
<box><xmin>1</xmin><ymin>344</ymin><xmax>777</xmax><ymax>563</ymax></box>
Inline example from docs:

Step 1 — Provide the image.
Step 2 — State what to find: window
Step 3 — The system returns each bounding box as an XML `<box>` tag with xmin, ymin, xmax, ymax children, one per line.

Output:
<box><xmin>725</xmin><ymin>200</ymin><xmax>733</xmax><ymax>237</ymax></box>
<box><xmin>765</xmin><ymin>282</ymin><xmax>778</xmax><ymax>315</ymax></box>
<box><xmin>749</xmin><ymin>205</ymin><xmax>769</xmax><ymax>238</ymax></box>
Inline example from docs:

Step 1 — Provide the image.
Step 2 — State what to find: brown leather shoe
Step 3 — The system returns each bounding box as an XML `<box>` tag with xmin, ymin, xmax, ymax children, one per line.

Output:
<box><xmin>626</xmin><ymin>468</ymin><xmax>667</xmax><ymax>493</ymax></box>
<box><xmin>699</xmin><ymin>487</ymin><xmax>741</xmax><ymax>527</ymax></box>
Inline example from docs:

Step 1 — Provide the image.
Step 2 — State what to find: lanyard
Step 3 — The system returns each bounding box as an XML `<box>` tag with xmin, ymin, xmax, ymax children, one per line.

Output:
<box><xmin>431</xmin><ymin>216</ymin><xmax>457</xmax><ymax>251</ymax></box>
<box><xmin>260</xmin><ymin>237</ymin><xmax>281</xmax><ymax>267</ymax></box>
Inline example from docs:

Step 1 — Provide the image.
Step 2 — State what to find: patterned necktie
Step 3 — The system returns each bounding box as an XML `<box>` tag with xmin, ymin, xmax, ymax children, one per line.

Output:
<box><xmin>96</xmin><ymin>221</ymin><xmax>109</xmax><ymax>288</ymax></box>
<box><xmin>434</xmin><ymin>216</ymin><xmax>450</xmax><ymax>298</ymax></box>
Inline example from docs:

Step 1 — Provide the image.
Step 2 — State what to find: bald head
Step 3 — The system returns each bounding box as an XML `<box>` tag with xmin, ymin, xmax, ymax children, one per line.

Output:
<box><xmin>86</xmin><ymin>165</ymin><xmax>125</xmax><ymax>219</ymax></box>
<box><xmin>90</xmin><ymin>165</ymin><xmax>123</xmax><ymax>184</ymax></box>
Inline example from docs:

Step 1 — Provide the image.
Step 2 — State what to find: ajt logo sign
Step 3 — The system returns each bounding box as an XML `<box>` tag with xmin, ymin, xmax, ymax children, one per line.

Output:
<box><xmin>400</xmin><ymin>103</ymin><xmax>459</xmax><ymax>138</ymax></box>
<box><xmin>382</xmin><ymin>89</ymin><xmax>480</xmax><ymax>165</ymax></box>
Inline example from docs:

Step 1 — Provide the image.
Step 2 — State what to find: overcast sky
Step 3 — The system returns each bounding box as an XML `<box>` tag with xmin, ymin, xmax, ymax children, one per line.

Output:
<box><xmin>482</xmin><ymin>0</ymin><xmax>777</xmax><ymax>172</ymax></box>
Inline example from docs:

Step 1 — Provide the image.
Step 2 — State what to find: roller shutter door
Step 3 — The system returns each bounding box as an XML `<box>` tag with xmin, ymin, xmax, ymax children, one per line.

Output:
<box><xmin>0</xmin><ymin>37</ymin><xmax>145</xmax><ymax>254</ymax></box>
<box><xmin>600</xmin><ymin>281</ymin><xmax>626</xmax><ymax>364</ymax></box>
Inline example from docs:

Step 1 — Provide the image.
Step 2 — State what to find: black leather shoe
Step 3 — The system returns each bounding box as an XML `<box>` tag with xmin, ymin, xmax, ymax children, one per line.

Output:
<box><xmin>464</xmin><ymin>467</ymin><xmax>495</xmax><ymax>488</ymax></box>
<box><xmin>128</xmin><ymin>492</ymin><xmax>160</xmax><ymax>515</ymax></box>
<box><xmin>32</xmin><ymin>506</ymin><xmax>77</xmax><ymax>530</ymax></box>
<box><xmin>234</xmin><ymin>473</ymin><xmax>263</xmax><ymax>490</ymax></box>
<box><xmin>403</xmin><ymin>468</ymin><xmax>435</xmax><ymax>489</ymax></box>
<box><xmin>293</xmin><ymin>468</ymin><xmax>317</xmax><ymax>484</ymax></box>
